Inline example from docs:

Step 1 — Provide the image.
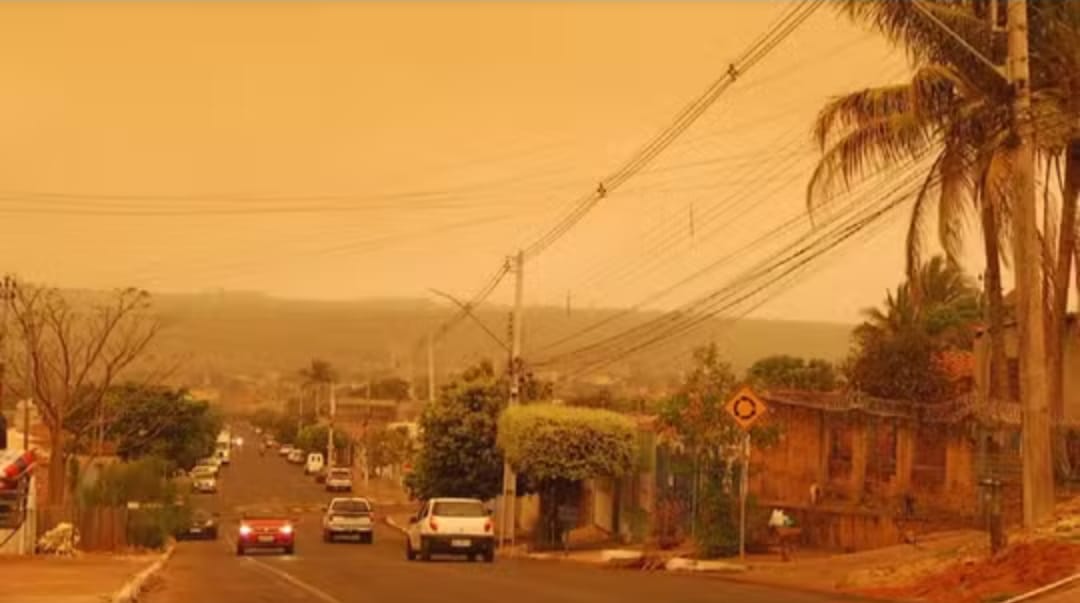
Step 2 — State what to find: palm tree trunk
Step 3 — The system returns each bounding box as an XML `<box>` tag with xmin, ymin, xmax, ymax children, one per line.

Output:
<box><xmin>980</xmin><ymin>199</ymin><xmax>1010</xmax><ymax>402</ymax></box>
<box><xmin>1050</xmin><ymin>142</ymin><xmax>1080</xmax><ymax>478</ymax></box>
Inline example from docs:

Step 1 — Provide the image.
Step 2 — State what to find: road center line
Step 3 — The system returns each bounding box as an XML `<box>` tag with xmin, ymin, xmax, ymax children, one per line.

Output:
<box><xmin>243</xmin><ymin>557</ymin><xmax>344</xmax><ymax>603</ymax></box>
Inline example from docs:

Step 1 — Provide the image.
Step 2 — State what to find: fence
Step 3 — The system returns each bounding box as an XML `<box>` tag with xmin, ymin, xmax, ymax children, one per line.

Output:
<box><xmin>37</xmin><ymin>504</ymin><xmax>128</xmax><ymax>551</ymax></box>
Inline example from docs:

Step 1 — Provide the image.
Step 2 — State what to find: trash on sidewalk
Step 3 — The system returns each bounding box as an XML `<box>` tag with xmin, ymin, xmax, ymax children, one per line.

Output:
<box><xmin>37</xmin><ymin>522</ymin><xmax>80</xmax><ymax>556</ymax></box>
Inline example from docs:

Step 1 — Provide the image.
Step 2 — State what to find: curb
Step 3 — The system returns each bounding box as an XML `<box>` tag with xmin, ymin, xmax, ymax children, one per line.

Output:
<box><xmin>111</xmin><ymin>543</ymin><xmax>176</xmax><ymax>603</ymax></box>
<box><xmin>384</xmin><ymin>516</ymin><xmax>408</xmax><ymax>535</ymax></box>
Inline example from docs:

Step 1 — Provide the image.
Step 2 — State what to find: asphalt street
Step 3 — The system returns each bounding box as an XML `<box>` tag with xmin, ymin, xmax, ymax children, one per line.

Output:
<box><xmin>142</xmin><ymin>426</ymin><xmax>870</xmax><ymax>603</ymax></box>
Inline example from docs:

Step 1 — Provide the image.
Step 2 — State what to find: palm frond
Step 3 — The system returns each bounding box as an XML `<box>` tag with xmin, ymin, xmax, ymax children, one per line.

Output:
<box><xmin>807</xmin><ymin>113</ymin><xmax>937</xmax><ymax>209</ymax></box>
<box><xmin>906</xmin><ymin>149</ymin><xmax>947</xmax><ymax>283</ymax></box>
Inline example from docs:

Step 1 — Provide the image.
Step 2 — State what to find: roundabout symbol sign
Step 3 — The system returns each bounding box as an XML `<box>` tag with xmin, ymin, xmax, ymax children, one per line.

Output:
<box><xmin>724</xmin><ymin>386</ymin><xmax>767</xmax><ymax>431</ymax></box>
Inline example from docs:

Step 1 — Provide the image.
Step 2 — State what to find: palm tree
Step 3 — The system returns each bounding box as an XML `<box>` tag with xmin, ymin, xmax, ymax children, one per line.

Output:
<box><xmin>810</xmin><ymin>1</ymin><xmax>1079</xmax><ymax>415</ymax></box>
<box><xmin>299</xmin><ymin>359</ymin><xmax>337</xmax><ymax>417</ymax></box>
<box><xmin>856</xmin><ymin>256</ymin><xmax>981</xmax><ymax>346</ymax></box>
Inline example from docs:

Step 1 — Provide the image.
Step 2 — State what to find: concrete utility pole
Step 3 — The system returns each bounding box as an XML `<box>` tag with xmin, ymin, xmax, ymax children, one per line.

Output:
<box><xmin>426</xmin><ymin>333</ymin><xmax>436</xmax><ymax>403</ymax></box>
<box><xmin>499</xmin><ymin>250</ymin><xmax>525</xmax><ymax>548</ymax></box>
<box><xmin>1008</xmin><ymin>0</ymin><xmax>1054</xmax><ymax>526</ymax></box>
<box><xmin>0</xmin><ymin>276</ymin><xmax>12</xmax><ymax>451</ymax></box>
<box><xmin>327</xmin><ymin>382</ymin><xmax>336</xmax><ymax>468</ymax></box>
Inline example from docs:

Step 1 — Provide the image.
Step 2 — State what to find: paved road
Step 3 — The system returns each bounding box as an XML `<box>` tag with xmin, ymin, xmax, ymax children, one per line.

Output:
<box><xmin>143</xmin><ymin>426</ymin><xmax>868</xmax><ymax>603</ymax></box>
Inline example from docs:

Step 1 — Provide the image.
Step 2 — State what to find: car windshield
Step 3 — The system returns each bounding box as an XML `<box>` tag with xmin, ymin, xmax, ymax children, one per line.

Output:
<box><xmin>192</xmin><ymin>467</ymin><xmax>214</xmax><ymax>476</ymax></box>
<box><xmin>330</xmin><ymin>500</ymin><xmax>370</xmax><ymax>513</ymax></box>
<box><xmin>433</xmin><ymin>501</ymin><xmax>486</xmax><ymax>517</ymax></box>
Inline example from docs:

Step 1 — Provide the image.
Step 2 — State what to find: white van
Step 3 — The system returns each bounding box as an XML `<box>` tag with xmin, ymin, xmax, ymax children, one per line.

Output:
<box><xmin>304</xmin><ymin>452</ymin><xmax>325</xmax><ymax>475</ymax></box>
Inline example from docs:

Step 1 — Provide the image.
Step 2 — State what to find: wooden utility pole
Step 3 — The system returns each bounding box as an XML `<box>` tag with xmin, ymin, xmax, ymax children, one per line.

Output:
<box><xmin>1008</xmin><ymin>0</ymin><xmax>1054</xmax><ymax>526</ymax></box>
<box><xmin>499</xmin><ymin>250</ymin><xmax>524</xmax><ymax>549</ymax></box>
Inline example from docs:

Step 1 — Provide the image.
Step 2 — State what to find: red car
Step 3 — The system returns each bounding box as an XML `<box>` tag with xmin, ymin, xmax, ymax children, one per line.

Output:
<box><xmin>236</xmin><ymin>514</ymin><xmax>295</xmax><ymax>555</ymax></box>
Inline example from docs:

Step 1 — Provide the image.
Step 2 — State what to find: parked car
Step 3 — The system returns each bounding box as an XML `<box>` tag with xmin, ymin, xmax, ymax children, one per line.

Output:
<box><xmin>405</xmin><ymin>498</ymin><xmax>494</xmax><ymax>562</ymax></box>
<box><xmin>236</xmin><ymin>514</ymin><xmax>295</xmax><ymax>555</ymax></box>
<box><xmin>197</xmin><ymin>456</ymin><xmax>223</xmax><ymax>473</ymax></box>
<box><xmin>177</xmin><ymin>508</ymin><xmax>219</xmax><ymax>540</ymax></box>
<box><xmin>287</xmin><ymin>449</ymin><xmax>305</xmax><ymax>464</ymax></box>
<box><xmin>322</xmin><ymin>497</ymin><xmax>374</xmax><ymax>543</ymax></box>
<box><xmin>191</xmin><ymin>467</ymin><xmax>218</xmax><ymax>494</ymax></box>
<box><xmin>325</xmin><ymin>468</ymin><xmax>353</xmax><ymax>492</ymax></box>
<box><xmin>278</xmin><ymin>444</ymin><xmax>294</xmax><ymax>457</ymax></box>
<box><xmin>192</xmin><ymin>461</ymin><xmax>219</xmax><ymax>476</ymax></box>
<box><xmin>304</xmin><ymin>452</ymin><xmax>325</xmax><ymax>475</ymax></box>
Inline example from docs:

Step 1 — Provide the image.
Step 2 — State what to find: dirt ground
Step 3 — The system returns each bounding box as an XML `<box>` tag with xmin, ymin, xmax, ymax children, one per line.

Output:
<box><xmin>855</xmin><ymin>540</ymin><xmax>1080</xmax><ymax>603</ymax></box>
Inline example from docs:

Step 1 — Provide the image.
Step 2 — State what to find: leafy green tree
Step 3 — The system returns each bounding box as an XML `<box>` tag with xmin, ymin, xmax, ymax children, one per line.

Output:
<box><xmin>295</xmin><ymin>424</ymin><xmax>352</xmax><ymax>456</ymax></box>
<box><xmin>848</xmin><ymin>257</ymin><xmax>979</xmax><ymax>401</ymax></box>
<box><xmin>848</xmin><ymin>331</ymin><xmax>952</xmax><ymax>402</ymax></box>
<box><xmin>363</xmin><ymin>425</ymin><xmax>415</xmax><ymax>473</ymax></box>
<box><xmin>404</xmin><ymin>360</ymin><xmax>549</xmax><ymax>500</ymax></box>
<box><xmin>69</xmin><ymin>385</ymin><xmax>222</xmax><ymax>470</ymax></box>
<box><xmin>747</xmin><ymin>355</ymin><xmax>838</xmax><ymax>391</ymax></box>
<box><xmin>499</xmin><ymin>404</ymin><xmax>636</xmax><ymax>547</ymax></box>
<box><xmin>404</xmin><ymin>362</ymin><xmax>504</xmax><ymax>500</ymax></box>
<box><xmin>658</xmin><ymin>343</ymin><xmax>778</xmax><ymax>557</ymax></box>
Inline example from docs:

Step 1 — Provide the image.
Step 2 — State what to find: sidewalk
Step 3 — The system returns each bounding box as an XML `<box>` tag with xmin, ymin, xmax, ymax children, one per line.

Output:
<box><xmin>0</xmin><ymin>553</ymin><xmax>161</xmax><ymax>603</ymax></box>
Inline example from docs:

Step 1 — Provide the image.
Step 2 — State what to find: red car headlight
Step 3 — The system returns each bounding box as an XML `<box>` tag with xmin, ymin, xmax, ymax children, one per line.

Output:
<box><xmin>239</xmin><ymin>524</ymin><xmax>252</xmax><ymax>536</ymax></box>
<box><xmin>279</xmin><ymin>524</ymin><xmax>293</xmax><ymax>535</ymax></box>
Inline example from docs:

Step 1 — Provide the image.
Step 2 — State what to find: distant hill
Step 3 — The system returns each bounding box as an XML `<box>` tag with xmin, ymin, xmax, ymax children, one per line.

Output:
<box><xmin>147</xmin><ymin>291</ymin><xmax>853</xmax><ymax>387</ymax></box>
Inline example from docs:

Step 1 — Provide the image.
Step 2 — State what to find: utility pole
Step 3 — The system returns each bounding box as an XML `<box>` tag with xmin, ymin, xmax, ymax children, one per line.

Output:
<box><xmin>499</xmin><ymin>250</ymin><xmax>525</xmax><ymax>549</ymax></box>
<box><xmin>426</xmin><ymin>333</ymin><xmax>436</xmax><ymax>403</ymax></box>
<box><xmin>23</xmin><ymin>337</ymin><xmax>31</xmax><ymax>451</ymax></box>
<box><xmin>327</xmin><ymin>382</ymin><xmax>336</xmax><ymax>468</ymax></box>
<box><xmin>0</xmin><ymin>276</ymin><xmax>12</xmax><ymax>451</ymax></box>
<box><xmin>1008</xmin><ymin>0</ymin><xmax>1054</xmax><ymax>526</ymax></box>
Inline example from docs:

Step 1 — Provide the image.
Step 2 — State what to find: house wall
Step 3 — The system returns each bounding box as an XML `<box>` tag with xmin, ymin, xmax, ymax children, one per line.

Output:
<box><xmin>749</xmin><ymin>405</ymin><xmax>826</xmax><ymax>506</ymax></box>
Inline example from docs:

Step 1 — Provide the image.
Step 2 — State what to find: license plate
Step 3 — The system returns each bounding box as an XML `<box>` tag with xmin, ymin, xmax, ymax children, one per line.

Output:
<box><xmin>257</xmin><ymin>535</ymin><xmax>274</xmax><ymax>543</ymax></box>
<box><xmin>190</xmin><ymin>528</ymin><xmax>202</xmax><ymax>534</ymax></box>
<box><xmin>451</xmin><ymin>539</ymin><xmax>471</xmax><ymax>548</ymax></box>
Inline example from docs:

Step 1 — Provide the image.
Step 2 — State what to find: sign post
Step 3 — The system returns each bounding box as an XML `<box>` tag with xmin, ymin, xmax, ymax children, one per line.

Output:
<box><xmin>724</xmin><ymin>386</ymin><xmax>767</xmax><ymax>560</ymax></box>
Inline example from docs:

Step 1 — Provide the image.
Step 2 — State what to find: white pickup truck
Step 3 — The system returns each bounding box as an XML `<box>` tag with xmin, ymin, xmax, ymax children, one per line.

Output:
<box><xmin>322</xmin><ymin>497</ymin><xmax>375</xmax><ymax>544</ymax></box>
<box><xmin>405</xmin><ymin>497</ymin><xmax>494</xmax><ymax>562</ymax></box>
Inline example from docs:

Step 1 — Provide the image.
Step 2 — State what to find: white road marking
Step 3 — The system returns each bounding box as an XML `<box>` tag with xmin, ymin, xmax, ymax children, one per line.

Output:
<box><xmin>243</xmin><ymin>556</ymin><xmax>344</xmax><ymax>603</ymax></box>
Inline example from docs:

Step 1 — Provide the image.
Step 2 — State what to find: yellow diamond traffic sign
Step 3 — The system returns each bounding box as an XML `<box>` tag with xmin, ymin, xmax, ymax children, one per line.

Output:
<box><xmin>725</xmin><ymin>386</ymin><xmax>767</xmax><ymax>431</ymax></box>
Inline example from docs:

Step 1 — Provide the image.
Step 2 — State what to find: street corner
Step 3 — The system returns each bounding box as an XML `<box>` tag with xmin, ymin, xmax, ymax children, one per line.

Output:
<box><xmin>383</xmin><ymin>514</ymin><xmax>409</xmax><ymax>535</ymax></box>
<box><xmin>111</xmin><ymin>544</ymin><xmax>176</xmax><ymax>603</ymax></box>
<box><xmin>0</xmin><ymin>549</ymin><xmax>169</xmax><ymax>603</ymax></box>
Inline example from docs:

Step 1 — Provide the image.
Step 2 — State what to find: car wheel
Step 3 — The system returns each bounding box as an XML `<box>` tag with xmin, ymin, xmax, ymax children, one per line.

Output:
<box><xmin>420</xmin><ymin>537</ymin><xmax>432</xmax><ymax>562</ymax></box>
<box><xmin>364</xmin><ymin>533</ymin><xmax>374</xmax><ymax>545</ymax></box>
<box><xmin>209</xmin><ymin>528</ymin><xmax>218</xmax><ymax>540</ymax></box>
<box><xmin>483</xmin><ymin>550</ymin><xmax>495</xmax><ymax>563</ymax></box>
<box><xmin>236</xmin><ymin>544</ymin><xmax>245</xmax><ymax>556</ymax></box>
<box><xmin>284</xmin><ymin>544</ymin><xmax>295</xmax><ymax>555</ymax></box>
<box><xmin>405</xmin><ymin>539</ymin><xmax>416</xmax><ymax>561</ymax></box>
<box><xmin>467</xmin><ymin>553</ymin><xmax>477</xmax><ymax>562</ymax></box>
<box><xmin>323</xmin><ymin>530</ymin><xmax>332</xmax><ymax>543</ymax></box>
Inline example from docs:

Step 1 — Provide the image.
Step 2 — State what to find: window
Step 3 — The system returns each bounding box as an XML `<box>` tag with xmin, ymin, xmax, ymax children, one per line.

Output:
<box><xmin>330</xmin><ymin>500</ymin><xmax>370</xmax><ymax>514</ymax></box>
<box><xmin>432</xmin><ymin>501</ymin><xmax>486</xmax><ymax>517</ymax></box>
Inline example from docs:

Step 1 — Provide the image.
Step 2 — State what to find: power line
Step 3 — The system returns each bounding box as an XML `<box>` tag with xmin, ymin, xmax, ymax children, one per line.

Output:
<box><xmin>535</xmin><ymin>156</ymin><xmax>931</xmax><ymax>371</ymax></box>
<box><xmin>520</xmin><ymin>0</ymin><xmax>825</xmax><ymax>260</ymax></box>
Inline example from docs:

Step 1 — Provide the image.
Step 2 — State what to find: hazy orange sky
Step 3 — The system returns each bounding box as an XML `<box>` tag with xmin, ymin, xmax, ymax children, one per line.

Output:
<box><xmin>0</xmin><ymin>1</ymin><xmax>962</xmax><ymax>324</ymax></box>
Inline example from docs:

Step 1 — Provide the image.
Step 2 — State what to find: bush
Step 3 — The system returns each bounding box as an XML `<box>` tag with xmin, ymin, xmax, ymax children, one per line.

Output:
<box><xmin>498</xmin><ymin>405</ymin><xmax>637</xmax><ymax>482</ymax></box>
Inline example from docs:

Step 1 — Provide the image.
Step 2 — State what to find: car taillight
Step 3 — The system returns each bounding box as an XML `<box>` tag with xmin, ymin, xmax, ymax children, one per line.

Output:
<box><xmin>239</xmin><ymin>524</ymin><xmax>252</xmax><ymax>536</ymax></box>
<box><xmin>429</xmin><ymin>518</ymin><xmax>438</xmax><ymax>532</ymax></box>
<box><xmin>484</xmin><ymin>519</ymin><xmax>492</xmax><ymax>533</ymax></box>
<box><xmin>280</xmin><ymin>524</ymin><xmax>293</xmax><ymax>535</ymax></box>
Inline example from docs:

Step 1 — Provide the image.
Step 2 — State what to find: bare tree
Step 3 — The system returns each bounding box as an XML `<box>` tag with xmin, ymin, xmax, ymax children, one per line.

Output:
<box><xmin>3</xmin><ymin>281</ymin><xmax>160</xmax><ymax>506</ymax></box>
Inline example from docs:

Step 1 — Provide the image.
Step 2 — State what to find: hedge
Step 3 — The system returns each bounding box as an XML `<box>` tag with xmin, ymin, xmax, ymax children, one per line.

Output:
<box><xmin>497</xmin><ymin>404</ymin><xmax>637</xmax><ymax>482</ymax></box>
